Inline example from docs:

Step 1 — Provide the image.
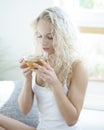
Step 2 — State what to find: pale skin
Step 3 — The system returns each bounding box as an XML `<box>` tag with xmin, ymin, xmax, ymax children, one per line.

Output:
<box><xmin>0</xmin><ymin>19</ymin><xmax>88</xmax><ymax>130</ymax></box>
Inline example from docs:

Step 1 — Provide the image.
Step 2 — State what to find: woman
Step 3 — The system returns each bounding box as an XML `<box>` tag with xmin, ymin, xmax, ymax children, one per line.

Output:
<box><xmin>0</xmin><ymin>7</ymin><xmax>88</xmax><ymax>130</ymax></box>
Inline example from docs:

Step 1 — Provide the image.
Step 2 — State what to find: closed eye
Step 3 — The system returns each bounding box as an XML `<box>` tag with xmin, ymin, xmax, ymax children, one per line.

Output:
<box><xmin>37</xmin><ymin>35</ymin><xmax>42</xmax><ymax>38</ymax></box>
<box><xmin>47</xmin><ymin>36</ymin><xmax>53</xmax><ymax>40</ymax></box>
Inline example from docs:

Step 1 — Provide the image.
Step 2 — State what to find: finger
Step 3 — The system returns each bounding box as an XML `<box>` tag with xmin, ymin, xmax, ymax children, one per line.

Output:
<box><xmin>39</xmin><ymin>73</ymin><xmax>49</xmax><ymax>81</ymax></box>
<box><xmin>38</xmin><ymin>65</ymin><xmax>50</xmax><ymax>75</ymax></box>
<box><xmin>33</xmin><ymin>63</ymin><xmax>45</xmax><ymax>71</ymax></box>
<box><xmin>19</xmin><ymin>57</ymin><xmax>24</xmax><ymax>63</ymax></box>
<box><xmin>24</xmin><ymin>70</ymin><xmax>32</xmax><ymax>76</ymax></box>
<box><xmin>33</xmin><ymin>62</ymin><xmax>51</xmax><ymax>77</ymax></box>
<box><xmin>22</xmin><ymin>67</ymin><xmax>31</xmax><ymax>73</ymax></box>
<box><xmin>33</xmin><ymin>63</ymin><xmax>39</xmax><ymax>69</ymax></box>
<box><xmin>40</xmin><ymin>59</ymin><xmax>52</xmax><ymax>70</ymax></box>
<box><xmin>20</xmin><ymin>60</ymin><xmax>27</xmax><ymax>69</ymax></box>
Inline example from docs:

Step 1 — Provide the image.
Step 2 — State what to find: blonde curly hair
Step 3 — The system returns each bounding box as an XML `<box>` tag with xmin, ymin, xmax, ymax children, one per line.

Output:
<box><xmin>33</xmin><ymin>7</ymin><xmax>81</xmax><ymax>86</ymax></box>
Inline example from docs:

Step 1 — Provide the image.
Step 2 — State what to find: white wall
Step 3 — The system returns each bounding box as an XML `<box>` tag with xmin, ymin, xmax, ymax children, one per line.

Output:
<box><xmin>0</xmin><ymin>0</ymin><xmax>56</xmax><ymax>80</ymax></box>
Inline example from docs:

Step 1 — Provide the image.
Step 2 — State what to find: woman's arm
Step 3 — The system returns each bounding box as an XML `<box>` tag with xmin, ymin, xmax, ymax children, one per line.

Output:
<box><xmin>52</xmin><ymin>62</ymin><xmax>88</xmax><ymax>126</ymax></box>
<box><xmin>18</xmin><ymin>58</ymin><xmax>34</xmax><ymax>115</ymax></box>
<box><xmin>18</xmin><ymin>78</ymin><xmax>34</xmax><ymax>115</ymax></box>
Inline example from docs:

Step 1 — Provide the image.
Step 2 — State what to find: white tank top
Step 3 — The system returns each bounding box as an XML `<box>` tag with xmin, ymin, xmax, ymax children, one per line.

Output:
<box><xmin>32</xmin><ymin>73</ymin><xmax>81</xmax><ymax>130</ymax></box>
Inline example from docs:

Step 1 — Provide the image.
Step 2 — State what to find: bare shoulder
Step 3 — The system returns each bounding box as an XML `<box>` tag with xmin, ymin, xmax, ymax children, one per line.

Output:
<box><xmin>71</xmin><ymin>61</ymin><xmax>88</xmax><ymax>82</ymax></box>
<box><xmin>67</xmin><ymin>61</ymin><xmax>88</xmax><ymax>91</ymax></box>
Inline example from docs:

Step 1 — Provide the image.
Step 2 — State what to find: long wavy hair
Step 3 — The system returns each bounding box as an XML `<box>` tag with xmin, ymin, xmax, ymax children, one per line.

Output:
<box><xmin>33</xmin><ymin>7</ymin><xmax>81</xmax><ymax>86</ymax></box>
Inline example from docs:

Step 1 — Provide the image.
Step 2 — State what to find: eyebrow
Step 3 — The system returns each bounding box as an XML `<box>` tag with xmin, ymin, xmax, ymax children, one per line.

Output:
<box><xmin>36</xmin><ymin>32</ymin><xmax>53</xmax><ymax>36</ymax></box>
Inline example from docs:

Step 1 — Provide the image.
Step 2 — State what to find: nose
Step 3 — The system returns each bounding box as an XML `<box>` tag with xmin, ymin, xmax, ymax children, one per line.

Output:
<box><xmin>41</xmin><ymin>37</ymin><xmax>47</xmax><ymax>45</ymax></box>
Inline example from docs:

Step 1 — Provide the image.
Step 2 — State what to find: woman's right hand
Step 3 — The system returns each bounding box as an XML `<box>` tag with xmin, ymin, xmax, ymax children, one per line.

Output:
<box><xmin>19</xmin><ymin>58</ymin><xmax>32</xmax><ymax>79</ymax></box>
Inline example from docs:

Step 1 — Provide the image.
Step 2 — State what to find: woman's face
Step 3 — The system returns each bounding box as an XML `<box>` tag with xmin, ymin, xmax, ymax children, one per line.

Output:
<box><xmin>36</xmin><ymin>19</ymin><xmax>54</xmax><ymax>55</ymax></box>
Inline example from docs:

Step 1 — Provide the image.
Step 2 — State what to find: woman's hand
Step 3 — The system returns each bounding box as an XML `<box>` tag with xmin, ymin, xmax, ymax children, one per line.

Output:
<box><xmin>33</xmin><ymin>60</ymin><xmax>61</xmax><ymax>88</ymax></box>
<box><xmin>19</xmin><ymin>58</ymin><xmax>32</xmax><ymax>79</ymax></box>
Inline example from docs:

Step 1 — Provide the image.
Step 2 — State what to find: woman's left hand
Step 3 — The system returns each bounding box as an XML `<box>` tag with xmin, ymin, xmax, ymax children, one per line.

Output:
<box><xmin>33</xmin><ymin>60</ymin><xmax>60</xmax><ymax>87</ymax></box>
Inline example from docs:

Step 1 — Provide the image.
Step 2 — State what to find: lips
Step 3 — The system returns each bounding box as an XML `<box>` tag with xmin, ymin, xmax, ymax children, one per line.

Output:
<box><xmin>43</xmin><ymin>48</ymin><xmax>49</xmax><ymax>50</ymax></box>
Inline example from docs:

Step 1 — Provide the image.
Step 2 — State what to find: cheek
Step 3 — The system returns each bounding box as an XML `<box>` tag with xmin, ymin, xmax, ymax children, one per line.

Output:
<box><xmin>49</xmin><ymin>43</ymin><xmax>54</xmax><ymax>49</ymax></box>
<box><xmin>50</xmin><ymin>45</ymin><xmax>54</xmax><ymax>53</ymax></box>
